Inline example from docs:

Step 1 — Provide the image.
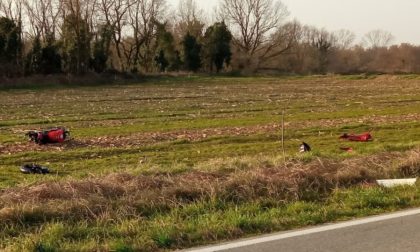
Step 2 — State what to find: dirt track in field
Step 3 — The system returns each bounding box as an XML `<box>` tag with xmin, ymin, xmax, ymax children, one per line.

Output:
<box><xmin>1</xmin><ymin>113</ymin><xmax>419</xmax><ymax>155</ymax></box>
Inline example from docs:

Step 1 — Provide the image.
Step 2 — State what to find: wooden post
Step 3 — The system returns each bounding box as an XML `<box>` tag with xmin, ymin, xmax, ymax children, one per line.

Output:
<box><xmin>281</xmin><ymin>108</ymin><xmax>286</xmax><ymax>164</ymax></box>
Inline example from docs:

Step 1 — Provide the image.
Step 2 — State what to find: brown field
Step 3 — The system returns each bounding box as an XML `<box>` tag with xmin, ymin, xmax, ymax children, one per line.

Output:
<box><xmin>0</xmin><ymin>75</ymin><xmax>420</xmax><ymax>251</ymax></box>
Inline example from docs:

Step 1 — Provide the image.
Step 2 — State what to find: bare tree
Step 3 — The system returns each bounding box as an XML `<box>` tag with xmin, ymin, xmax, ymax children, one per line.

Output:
<box><xmin>174</xmin><ymin>0</ymin><xmax>205</xmax><ymax>40</ymax></box>
<box><xmin>178</xmin><ymin>0</ymin><xmax>203</xmax><ymax>23</ymax></box>
<box><xmin>98</xmin><ymin>0</ymin><xmax>132</xmax><ymax>70</ymax></box>
<box><xmin>261</xmin><ymin>20</ymin><xmax>300</xmax><ymax>60</ymax></box>
<box><xmin>332</xmin><ymin>29</ymin><xmax>355</xmax><ymax>49</ymax></box>
<box><xmin>61</xmin><ymin>0</ymin><xmax>96</xmax><ymax>74</ymax></box>
<box><xmin>125</xmin><ymin>0</ymin><xmax>166</xmax><ymax>72</ymax></box>
<box><xmin>23</xmin><ymin>0</ymin><xmax>62</xmax><ymax>41</ymax></box>
<box><xmin>362</xmin><ymin>29</ymin><xmax>394</xmax><ymax>48</ymax></box>
<box><xmin>327</xmin><ymin>29</ymin><xmax>358</xmax><ymax>74</ymax></box>
<box><xmin>219</xmin><ymin>0</ymin><xmax>290</xmax><ymax>64</ymax></box>
<box><xmin>0</xmin><ymin>0</ymin><xmax>23</xmax><ymax>21</ymax></box>
<box><xmin>62</xmin><ymin>0</ymin><xmax>97</xmax><ymax>28</ymax></box>
<box><xmin>314</xmin><ymin>29</ymin><xmax>336</xmax><ymax>73</ymax></box>
<box><xmin>298</xmin><ymin>26</ymin><xmax>335</xmax><ymax>74</ymax></box>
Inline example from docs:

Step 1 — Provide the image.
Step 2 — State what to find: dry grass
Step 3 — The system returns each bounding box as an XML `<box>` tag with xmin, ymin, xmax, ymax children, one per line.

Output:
<box><xmin>1</xmin><ymin>148</ymin><xmax>418</xmax><ymax>226</ymax></box>
<box><xmin>399</xmin><ymin>148</ymin><xmax>420</xmax><ymax>176</ymax></box>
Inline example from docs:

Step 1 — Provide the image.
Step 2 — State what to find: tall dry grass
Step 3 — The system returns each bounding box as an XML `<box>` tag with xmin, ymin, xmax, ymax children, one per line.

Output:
<box><xmin>1</xmin><ymin>148</ymin><xmax>419</xmax><ymax>225</ymax></box>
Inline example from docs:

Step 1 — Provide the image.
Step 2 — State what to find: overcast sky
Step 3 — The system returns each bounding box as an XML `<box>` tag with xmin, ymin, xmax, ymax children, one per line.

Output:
<box><xmin>167</xmin><ymin>0</ymin><xmax>420</xmax><ymax>45</ymax></box>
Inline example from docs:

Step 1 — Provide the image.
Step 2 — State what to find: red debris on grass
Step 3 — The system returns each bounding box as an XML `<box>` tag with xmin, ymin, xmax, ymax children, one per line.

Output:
<box><xmin>339</xmin><ymin>132</ymin><xmax>373</xmax><ymax>142</ymax></box>
<box><xmin>340</xmin><ymin>147</ymin><xmax>354</xmax><ymax>152</ymax></box>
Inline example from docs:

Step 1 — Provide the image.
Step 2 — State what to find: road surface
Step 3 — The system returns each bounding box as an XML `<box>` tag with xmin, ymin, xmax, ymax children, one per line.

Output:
<box><xmin>186</xmin><ymin>208</ymin><xmax>420</xmax><ymax>252</ymax></box>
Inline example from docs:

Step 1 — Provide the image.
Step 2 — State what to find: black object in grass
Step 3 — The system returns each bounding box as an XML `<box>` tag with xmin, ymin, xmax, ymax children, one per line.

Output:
<box><xmin>20</xmin><ymin>164</ymin><xmax>50</xmax><ymax>174</ymax></box>
<box><xmin>299</xmin><ymin>142</ymin><xmax>311</xmax><ymax>153</ymax></box>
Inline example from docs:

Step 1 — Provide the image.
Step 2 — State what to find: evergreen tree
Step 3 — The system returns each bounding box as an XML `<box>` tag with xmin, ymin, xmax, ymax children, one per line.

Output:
<box><xmin>40</xmin><ymin>36</ymin><xmax>62</xmax><ymax>75</ymax></box>
<box><xmin>172</xmin><ymin>50</ymin><xmax>182</xmax><ymax>71</ymax></box>
<box><xmin>25</xmin><ymin>35</ymin><xmax>61</xmax><ymax>75</ymax></box>
<box><xmin>155</xmin><ymin>22</ymin><xmax>181</xmax><ymax>72</ymax></box>
<box><xmin>182</xmin><ymin>33</ymin><xmax>201</xmax><ymax>72</ymax></box>
<box><xmin>155</xmin><ymin>50</ymin><xmax>169</xmax><ymax>72</ymax></box>
<box><xmin>61</xmin><ymin>14</ymin><xmax>91</xmax><ymax>75</ymax></box>
<box><xmin>203</xmin><ymin>22</ymin><xmax>232</xmax><ymax>72</ymax></box>
<box><xmin>26</xmin><ymin>36</ymin><xmax>42</xmax><ymax>75</ymax></box>
<box><xmin>0</xmin><ymin>17</ymin><xmax>22</xmax><ymax>77</ymax></box>
<box><xmin>91</xmin><ymin>24</ymin><xmax>113</xmax><ymax>73</ymax></box>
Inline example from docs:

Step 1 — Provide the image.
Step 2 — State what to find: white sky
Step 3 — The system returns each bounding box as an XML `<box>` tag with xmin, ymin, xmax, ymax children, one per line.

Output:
<box><xmin>167</xmin><ymin>0</ymin><xmax>420</xmax><ymax>45</ymax></box>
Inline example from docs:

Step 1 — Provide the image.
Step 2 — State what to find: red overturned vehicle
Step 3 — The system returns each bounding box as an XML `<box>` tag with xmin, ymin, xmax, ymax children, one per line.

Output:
<box><xmin>26</xmin><ymin>127</ymin><xmax>70</xmax><ymax>145</ymax></box>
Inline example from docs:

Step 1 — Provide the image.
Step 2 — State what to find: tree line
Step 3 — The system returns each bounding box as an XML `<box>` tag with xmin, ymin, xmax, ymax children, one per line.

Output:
<box><xmin>0</xmin><ymin>0</ymin><xmax>418</xmax><ymax>78</ymax></box>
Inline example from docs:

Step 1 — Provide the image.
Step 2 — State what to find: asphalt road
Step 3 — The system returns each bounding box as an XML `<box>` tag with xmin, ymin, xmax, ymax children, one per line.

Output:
<box><xmin>187</xmin><ymin>208</ymin><xmax>420</xmax><ymax>252</ymax></box>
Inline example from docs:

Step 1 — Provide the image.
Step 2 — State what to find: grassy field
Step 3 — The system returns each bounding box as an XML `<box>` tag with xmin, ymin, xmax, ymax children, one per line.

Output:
<box><xmin>0</xmin><ymin>75</ymin><xmax>420</xmax><ymax>251</ymax></box>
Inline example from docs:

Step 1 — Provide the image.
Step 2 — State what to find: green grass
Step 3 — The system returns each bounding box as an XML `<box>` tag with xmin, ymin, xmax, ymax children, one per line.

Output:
<box><xmin>3</xmin><ymin>185</ymin><xmax>420</xmax><ymax>251</ymax></box>
<box><xmin>0</xmin><ymin>75</ymin><xmax>419</xmax><ymax>250</ymax></box>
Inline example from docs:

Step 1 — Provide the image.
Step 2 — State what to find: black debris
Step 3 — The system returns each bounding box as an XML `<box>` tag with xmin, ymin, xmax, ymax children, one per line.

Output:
<box><xmin>299</xmin><ymin>142</ymin><xmax>311</xmax><ymax>153</ymax></box>
<box><xmin>20</xmin><ymin>164</ymin><xmax>50</xmax><ymax>174</ymax></box>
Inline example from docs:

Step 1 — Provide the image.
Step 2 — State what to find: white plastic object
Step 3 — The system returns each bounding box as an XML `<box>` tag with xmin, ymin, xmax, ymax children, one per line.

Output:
<box><xmin>376</xmin><ymin>178</ymin><xmax>417</xmax><ymax>188</ymax></box>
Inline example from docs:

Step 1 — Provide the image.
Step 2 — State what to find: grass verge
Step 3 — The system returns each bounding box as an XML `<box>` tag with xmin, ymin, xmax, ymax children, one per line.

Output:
<box><xmin>1</xmin><ymin>148</ymin><xmax>419</xmax><ymax>251</ymax></box>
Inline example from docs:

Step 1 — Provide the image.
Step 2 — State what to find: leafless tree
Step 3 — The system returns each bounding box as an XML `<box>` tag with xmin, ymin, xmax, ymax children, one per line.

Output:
<box><xmin>219</xmin><ymin>0</ymin><xmax>290</xmax><ymax>63</ymax></box>
<box><xmin>61</xmin><ymin>0</ymin><xmax>97</xmax><ymax>74</ymax></box>
<box><xmin>332</xmin><ymin>29</ymin><xmax>355</xmax><ymax>49</ymax></box>
<box><xmin>98</xmin><ymin>0</ymin><xmax>132</xmax><ymax>70</ymax></box>
<box><xmin>174</xmin><ymin>0</ymin><xmax>205</xmax><ymax>39</ymax></box>
<box><xmin>125</xmin><ymin>0</ymin><xmax>167</xmax><ymax>72</ymax></box>
<box><xmin>23</xmin><ymin>0</ymin><xmax>62</xmax><ymax>41</ymax></box>
<box><xmin>327</xmin><ymin>30</ymin><xmax>358</xmax><ymax>74</ymax></box>
<box><xmin>0</xmin><ymin>0</ymin><xmax>23</xmax><ymax>21</ymax></box>
<box><xmin>261</xmin><ymin>20</ymin><xmax>301</xmax><ymax>60</ymax></box>
<box><xmin>61</xmin><ymin>0</ymin><xmax>98</xmax><ymax>27</ymax></box>
<box><xmin>178</xmin><ymin>0</ymin><xmax>203</xmax><ymax>23</ymax></box>
<box><xmin>362</xmin><ymin>29</ymin><xmax>394</xmax><ymax>48</ymax></box>
<box><xmin>299</xmin><ymin>26</ymin><xmax>335</xmax><ymax>74</ymax></box>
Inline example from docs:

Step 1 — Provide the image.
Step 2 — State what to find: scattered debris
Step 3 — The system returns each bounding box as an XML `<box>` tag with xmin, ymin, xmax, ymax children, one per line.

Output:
<box><xmin>376</xmin><ymin>178</ymin><xmax>417</xmax><ymax>188</ymax></box>
<box><xmin>20</xmin><ymin>164</ymin><xmax>50</xmax><ymax>174</ymax></box>
<box><xmin>340</xmin><ymin>132</ymin><xmax>373</xmax><ymax>142</ymax></box>
<box><xmin>340</xmin><ymin>147</ymin><xmax>354</xmax><ymax>152</ymax></box>
<box><xmin>299</xmin><ymin>142</ymin><xmax>311</xmax><ymax>153</ymax></box>
<box><xmin>26</xmin><ymin>127</ymin><xmax>70</xmax><ymax>145</ymax></box>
